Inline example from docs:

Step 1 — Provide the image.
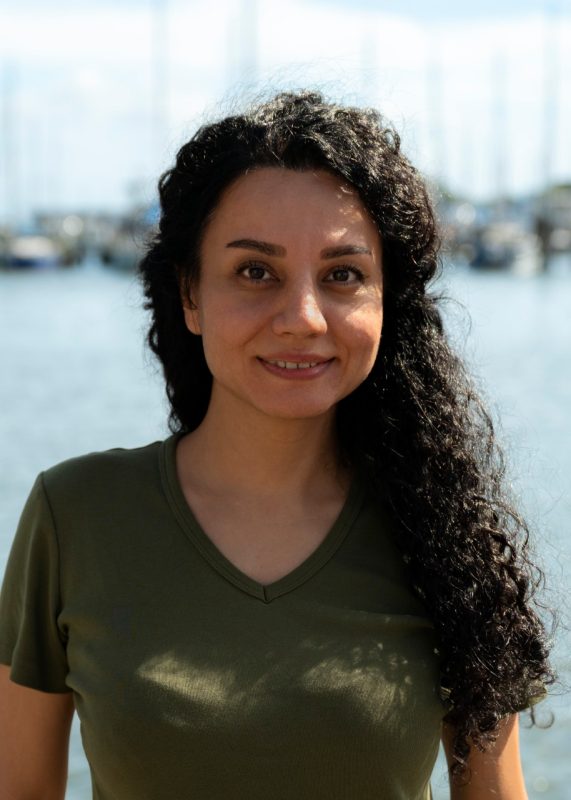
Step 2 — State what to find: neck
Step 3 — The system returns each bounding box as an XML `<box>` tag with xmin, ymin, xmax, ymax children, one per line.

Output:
<box><xmin>177</xmin><ymin>397</ymin><xmax>345</xmax><ymax>500</ymax></box>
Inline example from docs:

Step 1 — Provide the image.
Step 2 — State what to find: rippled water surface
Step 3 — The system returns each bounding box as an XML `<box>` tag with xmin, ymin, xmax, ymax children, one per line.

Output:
<box><xmin>1</xmin><ymin>259</ymin><xmax>569</xmax><ymax>798</ymax></box>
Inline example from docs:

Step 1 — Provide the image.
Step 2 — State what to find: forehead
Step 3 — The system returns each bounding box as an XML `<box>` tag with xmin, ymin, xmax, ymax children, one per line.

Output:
<box><xmin>203</xmin><ymin>167</ymin><xmax>380</xmax><ymax>248</ymax></box>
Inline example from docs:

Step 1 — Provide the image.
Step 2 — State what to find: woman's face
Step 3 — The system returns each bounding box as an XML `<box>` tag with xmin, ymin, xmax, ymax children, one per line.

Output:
<box><xmin>183</xmin><ymin>167</ymin><xmax>383</xmax><ymax>424</ymax></box>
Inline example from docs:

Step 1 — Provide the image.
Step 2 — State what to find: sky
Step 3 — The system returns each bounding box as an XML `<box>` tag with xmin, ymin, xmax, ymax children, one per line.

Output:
<box><xmin>1</xmin><ymin>0</ymin><xmax>570</xmax><ymax>224</ymax></box>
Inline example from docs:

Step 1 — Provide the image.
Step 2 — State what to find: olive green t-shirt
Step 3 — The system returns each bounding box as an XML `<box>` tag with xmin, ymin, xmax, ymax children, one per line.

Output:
<box><xmin>0</xmin><ymin>436</ymin><xmax>445</xmax><ymax>799</ymax></box>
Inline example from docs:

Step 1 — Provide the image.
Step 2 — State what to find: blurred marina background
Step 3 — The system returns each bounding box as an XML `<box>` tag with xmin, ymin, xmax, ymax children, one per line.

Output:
<box><xmin>1</xmin><ymin>0</ymin><xmax>571</xmax><ymax>271</ymax></box>
<box><xmin>1</xmin><ymin>0</ymin><xmax>570</xmax><ymax>797</ymax></box>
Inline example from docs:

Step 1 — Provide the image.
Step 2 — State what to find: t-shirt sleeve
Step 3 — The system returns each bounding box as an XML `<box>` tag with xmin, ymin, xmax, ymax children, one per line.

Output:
<box><xmin>0</xmin><ymin>473</ymin><xmax>70</xmax><ymax>692</ymax></box>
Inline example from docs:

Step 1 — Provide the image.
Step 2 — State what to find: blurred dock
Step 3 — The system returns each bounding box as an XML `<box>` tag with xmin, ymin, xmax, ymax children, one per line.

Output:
<box><xmin>1</xmin><ymin>188</ymin><xmax>570</xmax><ymax>275</ymax></box>
<box><xmin>0</xmin><ymin>204</ymin><xmax>158</xmax><ymax>271</ymax></box>
<box><xmin>439</xmin><ymin>184</ymin><xmax>571</xmax><ymax>275</ymax></box>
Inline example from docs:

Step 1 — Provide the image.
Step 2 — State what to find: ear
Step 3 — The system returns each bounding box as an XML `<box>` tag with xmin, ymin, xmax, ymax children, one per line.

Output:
<box><xmin>181</xmin><ymin>297</ymin><xmax>201</xmax><ymax>335</ymax></box>
<box><xmin>179</xmin><ymin>271</ymin><xmax>201</xmax><ymax>335</ymax></box>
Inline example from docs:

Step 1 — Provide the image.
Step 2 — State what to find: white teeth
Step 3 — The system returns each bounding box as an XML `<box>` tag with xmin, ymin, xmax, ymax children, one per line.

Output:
<box><xmin>268</xmin><ymin>360</ymin><xmax>320</xmax><ymax>369</ymax></box>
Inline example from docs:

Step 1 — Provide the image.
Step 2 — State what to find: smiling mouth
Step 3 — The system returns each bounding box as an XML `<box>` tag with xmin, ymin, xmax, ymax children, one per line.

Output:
<box><xmin>263</xmin><ymin>359</ymin><xmax>323</xmax><ymax>370</ymax></box>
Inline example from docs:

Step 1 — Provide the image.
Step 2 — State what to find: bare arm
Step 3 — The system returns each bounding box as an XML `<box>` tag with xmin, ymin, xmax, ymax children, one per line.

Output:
<box><xmin>0</xmin><ymin>664</ymin><xmax>74</xmax><ymax>800</ymax></box>
<box><xmin>442</xmin><ymin>715</ymin><xmax>528</xmax><ymax>800</ymax></box>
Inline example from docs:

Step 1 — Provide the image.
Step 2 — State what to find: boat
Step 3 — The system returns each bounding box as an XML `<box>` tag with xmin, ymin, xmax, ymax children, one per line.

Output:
<box><xmin>469</xmin><ymin>222</ymin><xmax>541</xmax><ymax>275</ymax></box>
<box><xmin>1</xmin><ymin>232</ymin><xmax>63</xmax><ymax>269</ymax></box>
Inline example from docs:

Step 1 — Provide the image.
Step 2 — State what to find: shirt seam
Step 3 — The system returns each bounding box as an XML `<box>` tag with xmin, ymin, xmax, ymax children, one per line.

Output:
<box><xmin>38</xmin><ymin>471</ymin><xmax>68</xmax><ymax>645</ymax></box>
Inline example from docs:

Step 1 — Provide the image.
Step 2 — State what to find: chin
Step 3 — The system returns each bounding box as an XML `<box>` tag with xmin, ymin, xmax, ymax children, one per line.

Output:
<box><xmin>256</xmin><ymin>399</ymin><xmax>339</xmax><ymax>422</ymax></box>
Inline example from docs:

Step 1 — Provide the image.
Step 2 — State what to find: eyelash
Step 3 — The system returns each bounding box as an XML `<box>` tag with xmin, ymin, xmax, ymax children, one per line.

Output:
<box><xmin>325</xmin><ymin>265</ymin><xmax>365</xmax><ymax>284</ymax></box>
<box><xmin>235</xmin><ymin>262</ymin><xmax>365</xmax><ymax>285</ymax></box>
<box><xmin>236</xmin><ymin>261</ymin><xmax>274</xmax><ymax>283</ymax></box>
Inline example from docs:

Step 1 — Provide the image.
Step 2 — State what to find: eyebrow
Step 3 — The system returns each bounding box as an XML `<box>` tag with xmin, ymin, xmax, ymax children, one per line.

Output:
<box><xmin>226</xmin><ymin>239</ymin><xmax>286</xmax><ymax>256</ymax></box>
<box><xmin>225</xmin><ymin>239</ymin><xmax>372</xmax><ymax>259</ymax></box>
<box><xmin>320</xmin><ymin>244</ymin><xmax>373</xmax><ymax>259</ymax></box>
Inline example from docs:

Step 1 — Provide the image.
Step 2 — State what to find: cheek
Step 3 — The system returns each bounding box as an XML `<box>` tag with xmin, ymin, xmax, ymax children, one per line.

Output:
<box><xmin>202</xmin><ymin>294</ymin><xmax>272</xmax><ymax>334</ymax></box>
<box><xmin>343</xmin><ymin>305</ymin><xmax>383</xmax><ymax>357</ymax></box>
<box><xmin>198</xmin><ymin>301</ymin><xmax>264</xmax><ymax>364</ymax></box>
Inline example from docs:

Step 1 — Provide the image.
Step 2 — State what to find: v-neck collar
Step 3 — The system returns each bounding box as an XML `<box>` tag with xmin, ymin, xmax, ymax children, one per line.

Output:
<box><xmin>159</xmin><ymin>434</ymin><xmax>365</xmax><ymax>603</ymax></box>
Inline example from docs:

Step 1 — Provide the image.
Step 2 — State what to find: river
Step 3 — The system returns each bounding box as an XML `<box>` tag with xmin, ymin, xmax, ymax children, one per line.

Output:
<box><xmin>1</xmin><ymin>257</ymin><xmax>569</xmax><ymax>798</ymax></box>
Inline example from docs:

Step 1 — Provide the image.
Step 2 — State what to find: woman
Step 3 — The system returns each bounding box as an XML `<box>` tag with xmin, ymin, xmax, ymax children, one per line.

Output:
<box><xmin>0</xmin><ymin>91</ymin><xmax>553</xmax><ymax>799</ymax></box>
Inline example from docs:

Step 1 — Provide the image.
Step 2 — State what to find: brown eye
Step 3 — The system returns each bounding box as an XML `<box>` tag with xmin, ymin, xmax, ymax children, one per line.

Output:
<box><xmin>236</xmin><ymin>262</ymin><xmax>274</xmax><ymax>282</ymax></box>
<box><xmin>331</xmin><ymin>268</ymin><xmax>351</xmax><ymax>282</ymax></box>
<box><xmin>325</xmin><ymin>266</ymin><xmax>365</xmax><ymax>284</ymax></box>
<box><xmin>247</xmin><ymin>265</ymin><xmax>268</xmax><ymax>281</ymax></box>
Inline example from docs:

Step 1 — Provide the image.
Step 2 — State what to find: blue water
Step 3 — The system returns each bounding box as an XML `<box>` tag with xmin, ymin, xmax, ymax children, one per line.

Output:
<box><xmin>1</xmin><ymin>258</ymin><xmax>569</xmax><ymax>798</ymax></box>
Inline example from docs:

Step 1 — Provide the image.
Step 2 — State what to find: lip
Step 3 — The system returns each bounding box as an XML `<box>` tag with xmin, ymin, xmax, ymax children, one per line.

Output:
<box><xmin>260</xmin><ymin>353</ymin><xmax>333</xmax><ymax>364</ymax></box>
<box><xmin>257</xmin><ymin>354</ymin><xmax>335</xmax><ymax>380</ymax></box>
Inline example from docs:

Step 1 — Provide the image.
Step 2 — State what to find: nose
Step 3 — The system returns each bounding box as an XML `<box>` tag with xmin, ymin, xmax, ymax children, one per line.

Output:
<box><xmin>271</xmin><ymin>279</ymin><xmax>328</xmax><ymax>337</ymax></box>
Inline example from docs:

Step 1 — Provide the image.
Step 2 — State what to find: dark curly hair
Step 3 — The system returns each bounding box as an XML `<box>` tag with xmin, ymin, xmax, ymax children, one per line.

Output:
<box><xmin>139</xmin><ymin>90</ymin><xmax>554</xmax><ymax>778</ymax></box>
